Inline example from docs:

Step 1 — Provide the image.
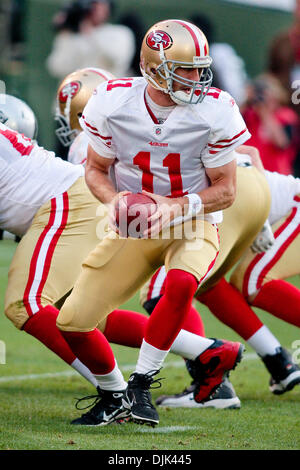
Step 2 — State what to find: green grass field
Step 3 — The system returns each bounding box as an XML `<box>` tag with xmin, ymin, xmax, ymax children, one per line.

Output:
<box><xmin>0</xmin><ymin>240</ymin><xmax>299</xmax><ymax>451</ymax></box>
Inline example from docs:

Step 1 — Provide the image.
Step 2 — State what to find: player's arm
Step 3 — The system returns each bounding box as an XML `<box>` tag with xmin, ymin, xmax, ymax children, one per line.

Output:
<box><xmin>146</xmin><ymin>158</ymin><xmax>237</xmax><ymax>218</ymax></box>
<box><xmin>143</xmin><ymin>159</ymin><xmax>236</xmax><ymax>237</ymax></box>
<box><xmin>85</xmin><ymin>144</ymin><xmax>117</xmax><ymax>204</ymax></box>
<box><xmin>197</xmin><ymin>159</ymin><xmax>237</xmax><ymax>214</ymax></box>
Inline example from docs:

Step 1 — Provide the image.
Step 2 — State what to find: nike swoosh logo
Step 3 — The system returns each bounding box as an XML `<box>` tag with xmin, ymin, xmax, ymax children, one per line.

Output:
<box><xmin>123</xmin><ymin>398</ymin><xmax>132</xmax><ymax>409</ymax></box>
<box><xmin>102</xmin><ymin>411</ymin><xmax>110</xmax><ymax>422</ymax></box>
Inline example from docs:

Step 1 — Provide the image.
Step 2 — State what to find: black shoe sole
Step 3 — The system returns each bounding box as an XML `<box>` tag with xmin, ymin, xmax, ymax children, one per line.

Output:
<box><xmin>70</xmin><ymin>409</ymin><xmax>131</xmax><ymax>426</ymax></box>
<box><xmin>271</xmin><ymin>375</ymin><xmax>300</xmax><ymax>395</ymax></box>
<box><xmin>130</xmin><ymin>412</ymin><xmax>159</xmax><ymax>427</ymax></box>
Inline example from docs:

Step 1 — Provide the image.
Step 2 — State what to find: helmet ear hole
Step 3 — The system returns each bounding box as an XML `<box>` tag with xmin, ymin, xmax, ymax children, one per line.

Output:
<box><xmin>150</xmin><ymin>68</ymin><xmax>157</xmax><ymax>75</ymax></box>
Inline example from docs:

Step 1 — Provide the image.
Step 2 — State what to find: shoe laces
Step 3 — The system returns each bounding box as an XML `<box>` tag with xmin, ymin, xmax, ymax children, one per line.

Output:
<box><xmin>133</xmin><ymin>369</ymin><xmax>165</xmax><ymax>390</ymax></box>
<box><xmin>130</xmin><ymin>370</ymin><xmax>164</xmax><ymax>409</ymax></box>
<box><xmin>74</xmin><ymin>388</ymin><xmax>109</xmax><ymax>411</ymax></box>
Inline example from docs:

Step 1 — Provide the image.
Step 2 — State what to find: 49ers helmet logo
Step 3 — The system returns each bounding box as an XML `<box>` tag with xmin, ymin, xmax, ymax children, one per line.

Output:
<box><xmin>59</xmin><ymin>81</ymin><xmax>81</xmax><ymax>103</ymax></box>
<box><xmin>146</xmin><ymin>30</ymin><xmax>173</xmax><ymax>50</ymax></box>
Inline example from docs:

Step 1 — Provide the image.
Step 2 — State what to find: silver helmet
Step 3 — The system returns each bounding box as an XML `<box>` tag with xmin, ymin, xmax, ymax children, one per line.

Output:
<box><xmin>0</xmin><ymin>94</ymin><xmax>38</xmax><ymax>139</ymax></box>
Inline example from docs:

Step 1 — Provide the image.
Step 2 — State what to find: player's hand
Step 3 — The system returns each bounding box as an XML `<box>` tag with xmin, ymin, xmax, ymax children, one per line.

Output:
<box><xmin>251</xmin><ymin>220</ymin><xmax>275</xmax><ymax>254</ymax></box>
<box><xmin>142</xmin><ymin>190</ymin><xmax>185</xmax><ymax>238</ymax></box>
<box><xmin>107</xmin><ymin>191</ymin><xmax>132</xmax><ymax>233</ymax></box>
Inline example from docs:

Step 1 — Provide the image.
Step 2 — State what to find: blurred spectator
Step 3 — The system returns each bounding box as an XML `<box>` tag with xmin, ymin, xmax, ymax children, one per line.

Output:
<box><xmin>243</xmin><ymin>74</ymin><xmax>299</xmax><ymax>175</ymax></box>
<box><xmin>268</xmin><ymin>0</ymin><xmax>300</xmax><ymax>93</ymax></box>
<box><xmin>0</xmin><ymin>0</ymin><xmax>26</xmax><ymax>72</ymax></box>
<box><xmin>118</xmin><ymin>12</ymin><xmax>146</xmax><ymax>76</ymax></box>
<box><xmin>267</xmin><ymin>0</ymin><xmax>300</xmax><ymax>175</ymax></box>
<box><xmin>190</xmin><ymin>13</ymin><xmax>248</xmax><ymax>106</ymax></box>
<box><xmin>46</xmin><ymin>0</ymin><xmax>135</xmax><ymax>79</ymax></box>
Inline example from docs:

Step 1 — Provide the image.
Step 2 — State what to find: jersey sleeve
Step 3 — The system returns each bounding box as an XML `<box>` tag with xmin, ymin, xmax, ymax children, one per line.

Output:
<box><xmin>202</xmin><ymin>93</ymin><xmax>251</xmax><ymax>168</ymax></box>
<box><xmin>79</xmin><ymin>87</ymin><xmax>116</xmax><ymax>159</ymax></box>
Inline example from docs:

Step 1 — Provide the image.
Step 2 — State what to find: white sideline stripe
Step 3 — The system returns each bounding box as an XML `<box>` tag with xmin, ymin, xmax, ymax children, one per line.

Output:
<box><xmin>137</xmin><ymin>425</ymin><xmax>197</xmax><ymax>433</ymax></box>
<box><xmin>0</xmin><ymin>352</ymin><xmax>257</xmax><ymax>383</ymax></box>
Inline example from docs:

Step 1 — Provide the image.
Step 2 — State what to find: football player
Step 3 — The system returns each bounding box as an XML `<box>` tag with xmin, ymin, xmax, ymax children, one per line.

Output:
<box><xmin>55</xmin><ymin>67</ymin><xmax>115</xmax><ymax>165</ymax></box>
<box><xmin>0</xmin><ymin>93</ymin><xmax>123</xmax><ymax>395</ymax></box>
<box><xmin>0</xmin><ymin>89</ymin><xmax>242</xmax><ymax>427</ymax></box>
<box><xmin>56</xmin><ymin>19</ymin><xmax>260</xmax><ymax>426</ymax></box>
<box><xmin>142</xmin><ymin>146</ymin><xmax>300</xmax><ymax>407</ymax></box>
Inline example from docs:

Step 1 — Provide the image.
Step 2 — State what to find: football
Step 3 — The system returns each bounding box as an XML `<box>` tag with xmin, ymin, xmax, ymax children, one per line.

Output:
<box><xmin>115</xmin><ymin>193</ymin><xmax>157</xmax><ymax>238</ymax></box>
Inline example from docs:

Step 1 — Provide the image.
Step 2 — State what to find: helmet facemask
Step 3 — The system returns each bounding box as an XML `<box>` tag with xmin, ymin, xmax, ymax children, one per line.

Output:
<box><xmin>55</xmin><ymin>114</ymin><xmax>79</xmax><ymax>147</ymax></box>
<box><xmin>156</xmin><ymin>44</ymin><xmax>213</xmax><ymax>105</ymax></box>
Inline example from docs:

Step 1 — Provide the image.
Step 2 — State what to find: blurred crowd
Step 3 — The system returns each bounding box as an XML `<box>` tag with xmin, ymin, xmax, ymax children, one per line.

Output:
<box><xmin>2</xmin><ymin>0</ymin><xmax>300</xmax><ymax>176</ymax></box>
<box><xmin>189</xmin><ymin>5</ymin><xmax>300</xmax><ymax>178</ymax></box>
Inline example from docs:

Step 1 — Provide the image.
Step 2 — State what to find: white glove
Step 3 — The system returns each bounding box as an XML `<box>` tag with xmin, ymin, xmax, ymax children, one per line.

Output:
<box><xmin>251</xmin><ymin>219</ymin><xmax>275</xmax><ymax>254</ymax></box>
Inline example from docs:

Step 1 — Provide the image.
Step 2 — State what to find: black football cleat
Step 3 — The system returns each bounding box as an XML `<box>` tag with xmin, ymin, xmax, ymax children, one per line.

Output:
<box><xmin>156</xmin><ymin>374</ymin><xmax>241</xmax><ymax>409</ymax></box>
<box><xmin>127</xmin><ymin>370</ymin><xmax>162</xmax><ymax>427</ymax></box>
<box><xmin>71</xmin><ymin>386</ymin><xmax>131</xmax><ymax>426</ymax></box>
<box><xmin>261</xmin><ymin>347</ymin><xmax>300</xmax><ymax>395</ymax></box>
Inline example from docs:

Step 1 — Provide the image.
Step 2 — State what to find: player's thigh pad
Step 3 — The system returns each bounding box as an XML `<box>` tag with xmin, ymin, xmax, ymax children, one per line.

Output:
<box><xmin>5</xmin><ymin>177</ymin><xmax>103</xmax><ymax>329</ymax></box>
<box><xmin>201</xmin><ymin>166</ymin><xmax>271</xmax><ymax>292</ymax></box>
<box><xmin>166</xmin><ymin>220</ymin><xmax>219</xmax><ymax>282</ymax></box>
<box><xmin>56</xmin><ymin>233</ymin><xmax>170</xmax><ymax>332</ymax></box>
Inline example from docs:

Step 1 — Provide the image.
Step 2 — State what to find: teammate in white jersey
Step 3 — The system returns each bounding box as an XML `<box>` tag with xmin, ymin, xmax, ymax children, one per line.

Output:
<box><xmin>56</xmin><ymin>19</ymin><xmax>251</xmax><ymax>426</ymax></box>
<box><xmin>0</xmin><ymin>94</ymin><xmax>111</xmax><ymax>391</ymax></box>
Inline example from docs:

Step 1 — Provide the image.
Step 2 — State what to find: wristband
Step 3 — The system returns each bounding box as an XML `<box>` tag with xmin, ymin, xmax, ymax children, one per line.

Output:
<box><xmin>185</xmin><ymin>193</ymin><xmax>202</xmax><ymax>217</ymax></box>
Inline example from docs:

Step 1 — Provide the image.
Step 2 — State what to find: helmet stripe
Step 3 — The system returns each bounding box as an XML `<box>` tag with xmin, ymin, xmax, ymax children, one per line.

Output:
<box><xmin>84</xmin><ymin>68</ymin><xmax>113</xmax><ymax>80</ymax></box>
<box><xmin>173</xmin><ymin>20</ymin><xmax>201</xmax><ymax>56</ymax></box>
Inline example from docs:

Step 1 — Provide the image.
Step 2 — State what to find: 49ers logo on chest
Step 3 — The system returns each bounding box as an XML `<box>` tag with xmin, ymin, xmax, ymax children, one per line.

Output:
<box><xmin>146</xmin><ymin>30</ymin><xmax>173</xmax><ymax>50</ymax></box>
<box><xmin>59</xmin><ymin>81</ymin><xmax>81</xmax><ymax>103</ymax></box>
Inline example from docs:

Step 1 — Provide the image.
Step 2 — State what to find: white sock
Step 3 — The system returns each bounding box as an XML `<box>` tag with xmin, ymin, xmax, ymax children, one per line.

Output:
<box><xmin>94</xmin><ymin>362</ymin><xmax>127</xmax><ymax>391</ymax></box>
<box><xmin>170</xmin><ymin>329</ymin><xmax>214</xmax><ymax>360</ymax></box>
<box><xmin>247</xmin><ymin>325</ymin><xmax>281</xmax><ymax>357</ymax></box>
<box><xmin>135</xmin><ymin>339</ymin><xmax>169</xmax><ymax>374</ymax></box>
<box><xmin>71</xmin><ymin>358</ymin><xmax>98</xmax><ymax>388</ymax></box>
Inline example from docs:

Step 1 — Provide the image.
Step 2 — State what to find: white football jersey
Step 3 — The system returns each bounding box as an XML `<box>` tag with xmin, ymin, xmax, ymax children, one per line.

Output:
<box><xmin>0</xmin><ymin>123</ymin><xmax>83</xmax><ymax>236</ymax></box>
<box><xmin>264</xmin><ymin>170</ymin><xmax>300</xmax><ymax>225</ymax></box>
<box><xmin>68</xmin><ymin>132</ymin><xmax>89</xmax><ymax>166</ymax></box>
<box><xmin>80</xmin><ymin>77</ymin><xmax>250</xmax><ymax>224</ymax></box>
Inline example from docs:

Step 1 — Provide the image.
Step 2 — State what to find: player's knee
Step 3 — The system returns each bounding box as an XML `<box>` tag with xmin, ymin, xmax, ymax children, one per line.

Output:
<box><xmin>165</xmin><ymin>270</ymin><xmax>198</xmax><ymax>303</ymax></box>
<box><xmin>56</xmin><ymin>303</ymin><xmax>84</xmax><ymax>332</ymax></box>
<box><xmin>56</xmin><ymin>308</ymin><xmax>71</xmax><ymax>332</ymax></box>
<box><xmin>4</xmin><ymin>301</ymin><xmax>29</xmax><ymax>330</ymax></box>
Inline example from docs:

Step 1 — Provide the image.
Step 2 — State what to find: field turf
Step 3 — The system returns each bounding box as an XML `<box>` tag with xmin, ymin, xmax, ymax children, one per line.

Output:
<box><xmin>0</xmin><ymin>240</ymin><xmax>299</xmax><ymax>451</ymax></box>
